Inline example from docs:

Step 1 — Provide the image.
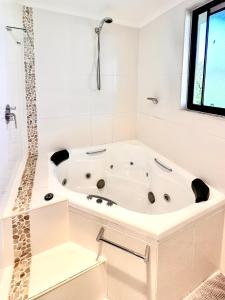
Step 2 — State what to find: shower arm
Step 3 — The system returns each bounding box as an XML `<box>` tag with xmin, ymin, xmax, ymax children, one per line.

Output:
<box><xmin>6</xmin><ymin>25</ymin><xmax>33</xmax><ymax>45</ymax></box>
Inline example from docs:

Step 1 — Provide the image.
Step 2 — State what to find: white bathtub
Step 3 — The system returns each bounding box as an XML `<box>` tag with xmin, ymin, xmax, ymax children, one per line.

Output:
<box><xmin>49</xmin><ymin>140</ymin><xmax>225</xmax><ymax>239</ymax></box>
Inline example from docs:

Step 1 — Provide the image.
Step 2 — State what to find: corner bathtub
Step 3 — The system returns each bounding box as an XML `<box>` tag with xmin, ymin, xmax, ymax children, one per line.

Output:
<box><xmin>49</xmin><ymin>140</ymin><xmax>225</xmax><ymax>239</ymax></box>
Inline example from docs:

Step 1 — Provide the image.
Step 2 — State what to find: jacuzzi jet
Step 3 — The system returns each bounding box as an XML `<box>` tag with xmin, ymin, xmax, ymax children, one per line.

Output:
<box><xmin>86</xmin><ymin>173</ymin><xmax>91</xmax><ymax>179</ymax></box>
<box><xmin>148</xmin><ymin>192</ymin><xmax>155</xmax><ymax>204</ymax></box>
<box><xmin>62</xmin><ymin>178</ymin><xmax>67</xmax><ymax>186</ymax></box>
<box><xmin>44</xmin><ymin>193</ymin><xmax>54</xmax><ymax>201</ymax></box>
<box><xmin>97</xmin><ymin>179</ymin><xmax>105</xmax><ymax>189</ymax></box>
<box><xmin>96</xmin><ymin>198</ymin><xmax>103</xmax><ymax>204</ymax></box>
<box><xmin>164</xmin><ymin>194</ymin><xmax>171</xmax><ymax>202</ymax></box>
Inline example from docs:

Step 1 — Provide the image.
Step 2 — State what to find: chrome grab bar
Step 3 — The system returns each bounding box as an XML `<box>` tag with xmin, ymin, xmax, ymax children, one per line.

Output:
<box><xmin>96</xmin><ymin>227</ymin><xmax>150</xmax><ymax>263</ymax></box>
<box><xmin>154</xmin><ymin>158</ymin><xmax>172</xmax><ymax>172</ymax></box>
<box><xmin>86</xmin><ymin>149</ymin><xmax>106</xmax><ymax>155</ymax></box>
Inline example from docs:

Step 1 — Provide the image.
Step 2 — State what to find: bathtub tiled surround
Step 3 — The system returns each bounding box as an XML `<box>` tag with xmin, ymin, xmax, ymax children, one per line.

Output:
<box><xmin>68</xmin><ymin>206</ymin><xmax>225</xmax><ymax>300</ymax></box>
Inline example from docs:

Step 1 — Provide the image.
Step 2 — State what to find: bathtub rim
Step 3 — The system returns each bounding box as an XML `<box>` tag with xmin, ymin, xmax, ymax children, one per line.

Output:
<box><xmin>66</xmin><ymin>188</ymin><xmax>225</xmax><ymax>240</ymax></box>
<box><xmin>48</xmin><ymin>140</ymin><xmax>225</xmax><ymax>240</ymax></box>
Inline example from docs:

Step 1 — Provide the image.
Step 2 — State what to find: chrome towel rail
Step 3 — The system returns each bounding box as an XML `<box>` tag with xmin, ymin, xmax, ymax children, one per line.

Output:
<box><xmin>86</xmin><ymin>149</ymin><xmax>106</xmax><ymax>155</ymax></box>
<box><xmin>154</xmin><ymin>158</ymin><xmax>173</xmax><ymax>172</ymax></box>
<box><xmin>96</xmin><ymin>227</ymin><xmax>150</xmax><ymax>263</ymax></box>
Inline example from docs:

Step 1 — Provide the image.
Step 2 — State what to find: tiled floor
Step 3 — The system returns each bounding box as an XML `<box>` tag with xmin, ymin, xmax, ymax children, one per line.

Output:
<box><xmin>184</xmin><ymin>273</ymin><xmax>225</xmax><ymax>300</ymax></box>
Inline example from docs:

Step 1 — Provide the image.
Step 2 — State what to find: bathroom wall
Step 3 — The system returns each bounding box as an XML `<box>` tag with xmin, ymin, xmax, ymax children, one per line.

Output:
<box><xmin>137</xmin><ymin>0</ymin><xmax>225</xmax><ymax>194</ymax></box>
<box><xmin>0</xmin><ymin>0</ymin><xmax>26</xmax><ymax>214</ymax></box>
<box><xmin>33</xmin><ymin>8</ymin><xmax>138</xmax><ymax>153</ymax></box>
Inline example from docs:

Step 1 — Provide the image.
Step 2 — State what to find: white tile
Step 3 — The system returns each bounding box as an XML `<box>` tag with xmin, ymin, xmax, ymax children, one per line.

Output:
<box><xmin>38</xmin><ymin>114</ymin><xmax>91</xmax><ymax>152</ymax></box>
<box><xmin>193</xmin><ymin>211</ymin><xmax>224</xmax><ymax>284</ymax></box>
<box><xmin>90</xmin><ymin>75</ymin><xmax>115</xmax><ymax>114</ymax></box>
<box><xmin>157</xmin><ymin>227</ymin><xmax>195</xmax><ymax>300</ymax></box>
<box><xmin>0</xmin><ymin>1</ymin><xmax>25</xmax><ymax>214</ymax></box>
<box><xmin>113</xmin><ymin>75</ymin><xmax>137</xmax><ymax>114</ymax></box>
<box><xmin>30</xmin><ymin>202</ymin><xmax>69</xmax><ymax>255</ymax></box>
<box><xmin>69</xmin><ymin>210</ymin><xmax>105</xmax><ymax>254</ymax></box>
<box><xmin>113</xmin><ymin>113</ymin><xmax>136</xmax><ymax>142</ymax></box>
<box><xmin>91</xmin><ymin>114</ymin><xmax>113</xmax><ymax>145</ymax></box>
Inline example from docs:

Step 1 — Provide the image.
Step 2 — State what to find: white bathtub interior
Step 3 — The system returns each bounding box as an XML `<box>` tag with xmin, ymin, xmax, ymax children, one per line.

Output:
<box><xmin>53</xmin><ymin>141</ymin><xmax>202</xmax><ymax>215</ymax></box>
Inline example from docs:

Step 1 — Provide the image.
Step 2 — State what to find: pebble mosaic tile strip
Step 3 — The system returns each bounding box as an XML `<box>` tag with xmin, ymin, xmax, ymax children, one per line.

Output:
<box><xmin>9</xmin><ymin>6</ymin><xmax>38</xmax><ymax>300</ymax></box>
<box><xmin>9</xmin><ymin>214</ymin><xmax>32</xmax><ymax>300</ymax></box>
<box><xmin>12</xmin><ymin>154</ymin><xmax>37</xmax><ymax>213</ymax></box>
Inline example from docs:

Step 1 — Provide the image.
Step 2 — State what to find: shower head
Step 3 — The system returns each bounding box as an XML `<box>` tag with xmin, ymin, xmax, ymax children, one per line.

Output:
<box><xmin>104</xmin><ymin>17</ymin><xmax>113</xmax><ymax>24</ymax></box>
<box><xmin>95</xmin><ymin>17</ymin><xmax>113</xmax><ymax>33</ymax></box>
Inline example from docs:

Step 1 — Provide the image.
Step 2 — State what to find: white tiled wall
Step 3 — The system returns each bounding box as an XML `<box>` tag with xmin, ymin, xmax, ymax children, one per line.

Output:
<box><xmin>136</xmin><ymin>0</ymin><xmax>225</xmax><ymax>195</ymax></box>
<box><xmin>0</xmin><ymin>1</ymin><xmax>26</xmax><ymax>214</ymax></box>
<box><xmin>30</xmin><ymin>201</ymin><xmax>69</xmax><ymax>256</ymax></box>
<box><xmin>33</xmin><ymin>8</ymin><xmax>138</xmax><ymax>153</ymax></box>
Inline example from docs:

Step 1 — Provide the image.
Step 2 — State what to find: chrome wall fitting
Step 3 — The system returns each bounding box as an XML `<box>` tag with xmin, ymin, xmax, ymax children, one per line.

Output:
<box><xmin>5</xmin><ymin>105</ymin><xmax>17</xmax><ymax>128</ymax></box>
<box><xmin>147</xmin><ymin>97</ymin><xmax>159</xmax><ymax>104</ymax></box>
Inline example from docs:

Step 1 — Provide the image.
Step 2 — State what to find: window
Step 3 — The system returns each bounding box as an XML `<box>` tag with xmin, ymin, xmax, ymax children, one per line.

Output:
<box><xmin>187</xmin><ymin>0</ymin><xmax>225</xmax><ymax>116</ymax></box>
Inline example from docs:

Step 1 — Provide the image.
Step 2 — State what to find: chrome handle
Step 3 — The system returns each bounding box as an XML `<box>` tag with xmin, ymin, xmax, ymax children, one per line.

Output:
<box><xmin>5</xmin><ymin>105</ymin><xmax>17</xmax><ymax>128</ymax></box>
<box><xmin>96</xmin><ymin>227</ymin><xmax>150</xmax><ymax>263</ymax></box>
<box><xmin>154</xmin><ymin>158</ymin><xmax>172</xmax><ymax>172</ymax></box>
<box><xmin>10</xmin><ymin>113</ymin><xmax>17</xmax><ymax>128</ymax></box>
<box><xmin>147</xmin><ymin>97</ymin><xmax>158</xmax><ymax>104</ymax></box>
<box><xmin>86</xmin><ymin>149</ymin><xmax>106</xmax><ymax>155</ymax></box>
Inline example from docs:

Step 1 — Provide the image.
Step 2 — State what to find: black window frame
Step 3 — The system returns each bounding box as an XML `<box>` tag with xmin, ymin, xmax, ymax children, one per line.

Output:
<box><xmin>187</xmin><ymin>0</ymin><xmax>225</xmax><ymax>116</ymax></box>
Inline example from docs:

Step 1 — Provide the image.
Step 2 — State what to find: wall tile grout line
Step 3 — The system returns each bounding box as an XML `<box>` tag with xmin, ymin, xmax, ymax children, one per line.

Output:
<box><xmin>8</xmin><ymin>6</ymin><xmax>38</xmax><ymax>300</ymax></box>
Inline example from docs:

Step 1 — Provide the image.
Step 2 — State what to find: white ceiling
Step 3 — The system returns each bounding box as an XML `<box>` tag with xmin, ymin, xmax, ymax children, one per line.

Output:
<box><xmin>18</xmin><ymin>0</ymin><xmax>187</xmax><ymax>27</ymax></box>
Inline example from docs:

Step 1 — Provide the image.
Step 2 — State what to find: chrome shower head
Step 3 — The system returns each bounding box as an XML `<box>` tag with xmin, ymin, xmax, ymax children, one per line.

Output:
<box><xmin>95</xmin><ymin>17</ymin><xmax>113</xmax><ymax>33</ymax></box>
<box><xmin>104</xmin><ymin>17</ymin><xmax>113</xmax><ymax>24</ymax></box>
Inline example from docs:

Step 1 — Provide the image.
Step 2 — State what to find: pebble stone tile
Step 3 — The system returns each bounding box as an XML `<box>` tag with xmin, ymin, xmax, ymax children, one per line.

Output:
<box><xmin>9</xmin><ymin>6</ymin><xmax>38</xmax><ymax>300</ymax></box>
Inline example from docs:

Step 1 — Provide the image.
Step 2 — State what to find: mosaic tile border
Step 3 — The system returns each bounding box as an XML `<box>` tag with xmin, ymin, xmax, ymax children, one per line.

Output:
<box><xmin>9</xmin><ymin>6</ymin><xmax>38</xmax><ymax>300</ymax></box>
